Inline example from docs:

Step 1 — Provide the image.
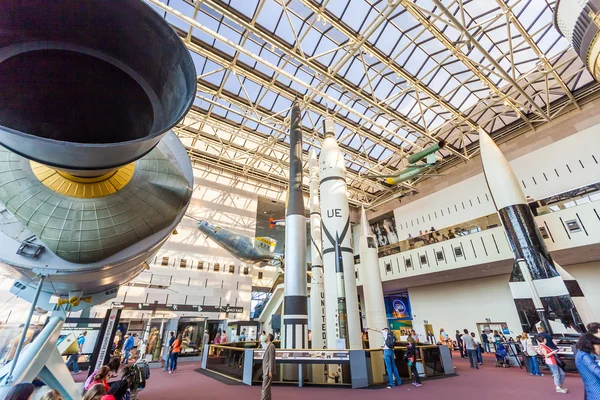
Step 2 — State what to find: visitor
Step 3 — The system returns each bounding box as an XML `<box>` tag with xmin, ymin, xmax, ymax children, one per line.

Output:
<box><xmin>214</xmin><ymin>331</ymin><xmax>221</xmax><ymax>344</ymax></box>
<box><xmin>427</xmin><ymin>331</ymin><xmax>436</xmax><ymax>344</ymax></box>
<box><xmin>261</xmin><ymin>333</ymin><xmax>276</xmax><ymax>400</ymax></box>
<box><xmin>40</xmin><ymin>389</ymin><xmax>62</xmax><ymax>400</ymax></box>
<box><xmin>85</xmin><ymin>357</ymin><xmax>120</xmax><ymax>390</ymax></box>
<box><xmin>66</xmin><ymin>330</ymin><xmax>87</xmax><ymax>374</ymax></box>
<box><xmin>82</xmin><ymin>384</ymin><xmax>107</xmax><ymax>400</ymax></box>
<box><xmin>461</xmin><ymin>329</ymin><xmax>478</xmax><ymax>369</ymax></box>
<box><xmin>163</xmin><ymin>331</ymin><xmax>175</xmax><ymax>372</ymax></box>
<box><xmin>410</xmin><ymin>329</ymin><xmax>419</xmax><ymax>343</ymax></box>
<box><xmin>519</xmin><ymin>332</ymin><xmax>542</xmax><ymax>377</ymax></box>
<box><xmin>202</xmin><ymin>330</ymin><xmax>210</xmax><ymax>348</ymax></box>
<box><xmin>169</xmin><ymin>333</ymin><xmax>182</xmax><ymax>373</ymax></box>
<box><xmin>239</xmin><ymin>329</ymin><xmax>247</xmax><ymax>341</ymax></box>
<box><xmin>448</xmin><ymin>229</ymin><xmax>456</xmax><ymax>239</ymax></box>
<box><xmin>368</xmin><ymin>327</ymin><xmax>402</xmax><ymax>388</ymax></box>
<box><xmin>481</xmin><ymin>331</ymin><xmax>490</xmax><ymax>353</ymax></box>
<box><xmin>405</xmin><ymin>337</ymin><xmax>422</xmax><ymax>387</ymax></box>
<box><xmin>122</xmin><ymin>333</ymin><xmax>135</xmax><ymax>365</ymax></box>
<box><xmin>308</xmin><ymin>330</ymin><xmax>312</xmax><ymax>341</ymax></box>
<box><xmin>455</xmin><ymin>330</ymin><xmax>465</xmax><ymax>359</ymax></box>
<box><xmin>220</xmin><ymin>329</ymin><xmax>228</xmax><ymax>345</ymax></box>
<box><xmin>537</xmin><ymin>334</ymin><xmax>568</xmax><ymax>394</ymax></box>
<box><xmin>537</xmin><ymin>326</ymin><xmax>558</xmax><ymax>350</ymax></box>
<box><xmin>260</xmin><ymin>330</ymin><xmax>267</xmax><ymax>349</ymax></box>
<box><xmin>471</xmin><ymin>332</ymin><xmax>483</xmax><ymax>365</ymax></box>
<box><xmin>439</xmin><ymin>328</ymin><xmax>451</xmax><ymax>352</ymax></box>
<box><xmin>90</xmin><ymin>366</ymin><xmax>111</xmax><ymax>392</ymax></box>
<box><xmin>101</xmin><ymin>380</ymin><xmax>129</xmax><ymax>400</ymax></box>
<box><xmin>5</xmin><ymin>383</ymin><xmax>35</xmax><ymax>400</ymax></box>
<box><xmin>274</xmin><ymin>331</ymin><xmax>280</xmax><ymax>341</ymax></box>
<box><xmin>588</xmin><ymin>322</ymin><xmax>600</xmax><ymax>339</ymax></box>
<box><xmin>575</xmin><ymin>332</ymin><xmax>600</xmax><ymax>399</ymax></box>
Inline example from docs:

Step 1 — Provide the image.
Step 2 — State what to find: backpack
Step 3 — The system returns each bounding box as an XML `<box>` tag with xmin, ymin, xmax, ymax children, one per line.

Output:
<box><xmin>385</xmin><ymin>331</ymin><xmax>397</xmax><ymax>349</ymax></box>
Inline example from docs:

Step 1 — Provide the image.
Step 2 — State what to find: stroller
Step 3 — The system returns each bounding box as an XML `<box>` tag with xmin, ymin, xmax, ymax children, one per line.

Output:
<box><xmin>495</xmin><ymin>343</ymin><xmax>510</xmax><ymax>367</ymax></box>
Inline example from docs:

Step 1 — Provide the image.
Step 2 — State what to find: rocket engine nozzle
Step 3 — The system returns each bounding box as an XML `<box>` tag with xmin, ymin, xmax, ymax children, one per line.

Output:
<box><xmin>0</xmin><ymin>0</ymin><xmax>196</xmax><ymax>175</ymax></box>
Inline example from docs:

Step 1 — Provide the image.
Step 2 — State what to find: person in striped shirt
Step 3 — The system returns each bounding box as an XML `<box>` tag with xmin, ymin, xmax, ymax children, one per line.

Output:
<box><xmin>537</xmin><ymin>334</ymin><xmax>568</xmax><ymax>394</ymax></box>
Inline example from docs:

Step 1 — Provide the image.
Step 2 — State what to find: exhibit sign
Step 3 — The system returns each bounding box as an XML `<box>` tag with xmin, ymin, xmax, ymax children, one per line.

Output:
<box><xmin>116</xmin><ymin>302</ymin><xmax>243</xmax><ymax>313</ymax></box>
<box><xmin>384</xmin><ymin>292</ymin><xmax>411</xmax><ymax>320</ymax></box>
<box><xmin>254</xmin><ymin>349</ymin><xmax>350</xmax><ymax>361</ymax></box>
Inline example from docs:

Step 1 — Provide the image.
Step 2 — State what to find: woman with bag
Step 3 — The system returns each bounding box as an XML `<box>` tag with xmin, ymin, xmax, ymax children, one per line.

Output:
<box><xmin>168</xmin><ymin>333</ymin><xmax>182</xmax><ymax>374</ymax></box>
<box><xmin>537</xmin><ymin>334</ymin><xmax>568</xmax><ymax>394</ymax></box>
<box><xmin>519</xmin><ymin>332</ymin><xmax>543</xmax><ymax>377</ymax></box>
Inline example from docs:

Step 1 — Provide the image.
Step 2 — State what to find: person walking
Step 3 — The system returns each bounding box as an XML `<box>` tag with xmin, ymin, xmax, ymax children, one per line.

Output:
<box><xmin>519</xmin><ymin>332</ymin><xmax>542</xmax><ymax>377</ymax></box>
<box><xmin>261</xmin><ymin>333</ymin><xmax>276</xmax><ymax>400</ymax></box>
<box><xmin>481</xmin><ymin>331</ymin><xmax>491</xmax><ymax>353</ymax></box>
<box><xmin>538</xmin><ymin>334</ymin><xmax>568</xmax><ymax>394</ymax></box>
<box><xmin>66</xmin><ymin>331</ymin><xmax>87</xmax><ymax>374</ymax></box>
<box><xmin>405</xmin><ymin>337</ymin><xmax>422</xmax><ymax>387</ymax></box>
<box><xmin>461</xmin><ymin>329</ymin><xmax>478</xmax><ymax>369</ymax></box>
<box><xmin>471</xmin><ymin>332</ymin><xmax>483</xmax><ymax>365</ymax></box>
<box><xmin>368</xmin><ymin>327</ymin><xmax>402</xmax><ymax>388</ymax></box>
<box><xmin>575</xmin><ymin>332</ymin><xmax>600</xmax><ymax>400</ymax></box>
<box><xmin>163</xmin><ymin>331</ymin><xmax>175</xmax><ymax>372</ymax></box>
<box><xmin>169</xmin><ymin>333</ymin><xmax>182</xmax><ymax>373</ymax></box>
<box><xmin>121</xmin><ymin>333</ymin><xmax>135</xmax><ymax>365</ymax></box>
<box><xmin>456</xmin><ymin>330</ymin><xmax>465</xmax><ymax>359</ymax></box>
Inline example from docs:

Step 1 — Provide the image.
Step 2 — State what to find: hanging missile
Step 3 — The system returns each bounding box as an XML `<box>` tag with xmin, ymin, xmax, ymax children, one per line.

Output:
<box><xmin>282</xmin><ymin>102</ymin><xmax>308</xmax><ymax>349</ymax></box>
<box><xmin>384</xmin><ymin>164</ymin><xmax>430</xmax><ymax>185</ymax></box>
<box><xmin>479</xmin><ymin>128</ymin><xmax>585</xmax><ymax>333</ymax></box>
<box><xmin>195</xmin><ymin>219</ymin><xmax>278</xmax><ymax>266</ymax></box>
<box><xmin>358</xmin><ymin>207</ymin><xmax>387</xmax><ymax>349</ymax></box>
<box><xmin>319</xmin><ymin>118</ymin><xmax>362</xmax><ymax>350</ymax></box>
<box><xmin>407</xmin><ymin>140</ymin><xmax>446</xmax><ymax>164</ymax></box>
<box><xmin>308</xmin><ymin>149</ymin><xmax>327</xmax><ymax>351</ymax></box>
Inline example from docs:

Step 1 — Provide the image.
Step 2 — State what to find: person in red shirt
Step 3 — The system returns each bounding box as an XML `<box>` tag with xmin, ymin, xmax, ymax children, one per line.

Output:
<box><xmin>537</xmin><ymin>334</ymin><xmax>568</xmax><ymax>394</ymax></box>
<box><xmin>169</xmin><ymin>333</ymin><xmax>183</xmax><ymax>373</ymax></box>
<box><xmin>91</xmin><ymin>366</ymin><xmax>111</xmax><ymax>392</ymax></box>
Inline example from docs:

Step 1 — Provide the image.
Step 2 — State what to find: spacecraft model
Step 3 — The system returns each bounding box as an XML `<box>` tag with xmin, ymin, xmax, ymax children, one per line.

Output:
<box><xmin>479</xmin><ymin>129</ymin><xmax>590</xmax><ymax>333</ymax></box>
<box><xmin>282</xmin><ymin>102</ymin><xmax>309</xmax><ymax>350</ymax></box>
<box><xmin>195</xmin><ymin>219</ymin><xmax>281</xmax><ymax>266</ymax></box>
<box><xmin>319</xmin><ymin>117</ymin><xmax>362</xmax><ymax>350</ymax></box>
<box><xmin>554</xmin><ymin>0</ymin><xmax>600</xmax><ymax>81</ymax></box>
<box><xmin>362</xmin><ymin>141</ymin><xmax>446</xmax><ymax>185</ymax></box>
<box><xmin>0</xmin><ymin>1</ymin><xmax>196</xmax><ymax>397</ymax></box>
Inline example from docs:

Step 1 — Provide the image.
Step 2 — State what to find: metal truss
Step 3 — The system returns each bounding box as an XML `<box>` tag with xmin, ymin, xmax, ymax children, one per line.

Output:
<box><xmin>142</xmin><ymin>0</ymin><xmax>599</xmax><ymax>207</ymax></box>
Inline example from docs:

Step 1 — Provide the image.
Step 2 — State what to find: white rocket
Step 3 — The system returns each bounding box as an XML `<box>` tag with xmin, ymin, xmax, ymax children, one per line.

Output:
<box><xmin>479</xmin><ymin>128</ymin><xmax>590</xmax><ymax>332</ymax></box>
<box><xmin>319</xmin><ymin>117</ymin><xmax>362</xmax><ymax>350</ymax></box>
<box><xmin>309</xmin><ymin>149</ymin><xmax>327</xmax><ymax>351</ymax></box>
<box><xmin>358</xmin><ymin>207</ymin><xmax>387</xmax><ymax>349</ymax></box>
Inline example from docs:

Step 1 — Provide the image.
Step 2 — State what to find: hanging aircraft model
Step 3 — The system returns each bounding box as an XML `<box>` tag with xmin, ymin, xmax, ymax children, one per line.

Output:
<box><xmin>192</xmin><ymin>217</ymin><xmax>282</xmax><ymax>267</ymax></box>
<box><xmin>362</xmin><ymin>140</ymin><xmax>446</xmax><ymax>185</ymax></box>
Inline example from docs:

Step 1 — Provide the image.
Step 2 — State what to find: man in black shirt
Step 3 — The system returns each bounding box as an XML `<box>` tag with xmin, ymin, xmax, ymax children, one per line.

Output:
<box><xmin>481</xmin><ymin>332</ymin><xmax>490</xmax><ymax>353</ymax></box>
<box><xmin>456</xmin><ymin>330</ymin><xmax>466</xmax><ymax>358</ymax></box>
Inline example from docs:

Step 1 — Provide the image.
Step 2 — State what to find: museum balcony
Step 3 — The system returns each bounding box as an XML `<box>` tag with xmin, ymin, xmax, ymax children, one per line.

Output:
<box><xmin>356</xmin><ymin>186</ymin><xmax>600</xmax><ymax>291</ymax></box>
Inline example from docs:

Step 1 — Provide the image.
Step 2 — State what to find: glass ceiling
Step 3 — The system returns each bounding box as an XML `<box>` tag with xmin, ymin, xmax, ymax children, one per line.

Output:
<box><xmin>144</xmin><ymin>0</ymin><xmax>599</xmax><ymax>206</ymax></box>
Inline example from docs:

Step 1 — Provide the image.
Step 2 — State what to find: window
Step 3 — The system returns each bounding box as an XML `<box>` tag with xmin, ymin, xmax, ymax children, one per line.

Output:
<box><xmin>161</xmin><ymin>257</ymin><xmax>169</xmax><ymax>266</ymax></box>
<box><xmin>419</xmin><ymin>255</ymin><xmax>427</xmax><ymax>265</ymax></box>
<box><xmin>214</xmin><ymin>263</ymin><xmax>220</xmax><ymax>272</ymax></box>
<box><xmin>179</xmin><ymin>259</ymin><xmax>187</xmax><ymax>268</ymax></box>
<box><xmin>454</xmin><ymin>247</ymin><xmax>463</xmax><ymax>257</ymax></box>
<box><xmin>229</xmin><ymin>265</ymin><xmax>235</xmax><ymax>274</ymax></box>
<box><xmin>258</xmin><ymin>271</ymin><xmax>263</xmax><ymax>279</ymax></box>
<box><xmin>436</xmin><ymin>251</ymin><xmax>444</xmax><ymax>261</ymax></box>
<box><xmin>243</xmin><ymin>266</ymin><xmax>249</xmax><ymax>275</ymax></box>
<box><xmin>197</xmin><ymin>261</ymin><xmax>204</xmax><ymax>270</ymax></box>
<box><xmin>539</xmin><ymin>226</ymin><xmax>550</xmax><ymax>239</ymax></box>
<box><xmin>405</xmin><ymin>258</ymin><xmax>412</xmax><ymax>269</ymax></box>
<box><xmin>565</xmin><ymin>219</ymin><xmax>581</xmax><ymax>233</ymax></box>
<box><xmin>385</xmin><ymin>262</ymin><xmax>392</xmax><ymax>272</ymax></box>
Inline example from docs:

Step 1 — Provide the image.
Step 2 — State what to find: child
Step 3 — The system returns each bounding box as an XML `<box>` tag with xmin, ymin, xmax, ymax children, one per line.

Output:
<box><xmin>405</xmin><ymin>337</ymin><xmax>422</xmax><ymax>387</ymax></box>
<box><xmin>537</xmin><ymin>334</ymin><xmax>568</xmax><ymax>394</ymax></box>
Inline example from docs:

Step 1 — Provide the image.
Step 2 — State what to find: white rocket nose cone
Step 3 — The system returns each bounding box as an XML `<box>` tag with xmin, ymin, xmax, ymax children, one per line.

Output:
<box><xmin>360</xmin><ymin>206</ymin><xmax>372</xmax><ymax>237</ymax></box>
<box><xmin>479</xmin><ymin>128</ymin><xmax>526</xmax><ymax>208</ymax></box>
<box><xmin>308</xmin><ymin>149</ymin><xmax>318</xmax><ymax>168</ymax></box>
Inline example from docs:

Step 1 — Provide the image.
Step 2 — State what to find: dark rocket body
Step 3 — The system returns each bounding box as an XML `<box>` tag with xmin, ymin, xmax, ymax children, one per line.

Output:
<box><xmin>282</xmin><ymin>102</ymin><xmax>308</xmax><ymax>349</ymax></box>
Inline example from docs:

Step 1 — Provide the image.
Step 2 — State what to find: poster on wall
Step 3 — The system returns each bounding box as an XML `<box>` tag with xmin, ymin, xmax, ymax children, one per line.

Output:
<box><xmin>371</xmin><ymin>216</ymin><xmax>399</xmax><ymax>247</ymax></box>
<box><xmin>384</xmin><ymin>293</ymin><xmax>411</xmax><ymax>320</ymax></box>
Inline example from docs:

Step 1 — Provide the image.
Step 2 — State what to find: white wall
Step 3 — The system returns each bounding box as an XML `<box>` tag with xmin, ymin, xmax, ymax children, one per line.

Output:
<box><xmin>393</xmin><ymin>124</ymin><xmax>600</xmax><ymax>238</ymax></box>
<box><xmin>408</xmin><ymin>274</ymin><xmax>523</xmax><ymax>338</ymax></box>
